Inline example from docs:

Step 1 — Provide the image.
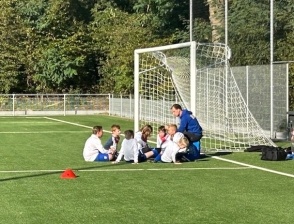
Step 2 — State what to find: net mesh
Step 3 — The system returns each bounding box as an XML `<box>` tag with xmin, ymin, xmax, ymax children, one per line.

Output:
<box><xmin>137</xmin><ymin>42</ymin><xmax>275</xmax><ymax>151</ymax></box>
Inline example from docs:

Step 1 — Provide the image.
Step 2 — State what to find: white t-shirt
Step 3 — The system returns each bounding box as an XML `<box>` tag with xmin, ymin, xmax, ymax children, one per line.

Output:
<box><xmin>116</xmin><ymin>138</ymin><xmax>138</xmax><ymax>163</ymax></box>
<box><xmin>83</xmin><ymin>134</ymin><xmax>109</xmax><ymax>162</ymax></box>
<box><xmin>160</xmin><ymin>141</ymin><xmax>180</xmax><ymax>163</ymax></box>
<box><xmin>172</xmin><ymin>132</ymin><xmax>184</xmax><ymax>143</ymax></box>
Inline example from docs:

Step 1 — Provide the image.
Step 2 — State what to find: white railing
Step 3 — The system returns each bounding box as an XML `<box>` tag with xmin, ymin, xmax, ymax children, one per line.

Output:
<box><xmin>0</xmin><ymin>94</ymin><xmax>135</xmax><ymax>117</ymax></box>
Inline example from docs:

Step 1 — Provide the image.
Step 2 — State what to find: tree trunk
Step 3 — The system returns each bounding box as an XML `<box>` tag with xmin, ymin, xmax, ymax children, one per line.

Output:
<box><xmin>207</xmin><ymin>0</ymin><xmax>225</xmax><ymax>43</ymax></box>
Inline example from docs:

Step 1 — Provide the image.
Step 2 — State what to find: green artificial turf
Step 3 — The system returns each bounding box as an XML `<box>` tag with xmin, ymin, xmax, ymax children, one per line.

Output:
<box><xmin>0</xmin><ymin>115</ymin><xmax>293</xmax><ymax>224</ymax></box>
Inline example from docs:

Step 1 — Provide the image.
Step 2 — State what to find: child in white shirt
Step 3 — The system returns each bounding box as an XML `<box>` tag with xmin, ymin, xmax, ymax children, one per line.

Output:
<box><xmin>154</xmin><ymin>124</ymin><xmax>186</xmax><ymax>162</ymax></box>
<box><xmin>83</xmin><ymin>126</ymin><xmax>115</xmax><ymax>162</ymax></box>
<box><xmin>134</xmin><ymin>124</ymin><xmax>153</xmax><ymax>153</ymax></box>
<box><xmin>113</xmin><ymin>130</ymin><xmax>139</xmax><ymax>164</ymax></box>
<box><xmin>160</xmin><ymin>136</ymin><xmax>189</xmax><ymax>164</ymax></box>
<box><xmin>156</xmin><ymin>125</ymin><xmax>168</xmax><ymax>148</ymax></box>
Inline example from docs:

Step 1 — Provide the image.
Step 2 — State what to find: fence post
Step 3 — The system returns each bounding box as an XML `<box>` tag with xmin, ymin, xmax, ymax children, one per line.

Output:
<box><xmin>246</xmin><ymin>65</ymin><xmax>249</xmax><ymax>133</ymax></box>
<box><xmin>120</xmin><ymin>94</ymin><xmax>123</xmax><ymax>117</ymax></box>
<box><xmin>139</xmin><ymin>95</ymin><xmax>142</xmax><ymax>125</ymax></box>
<box><xmin>129</xmin><ymin>94</ymin><xmax>132</xmax><ymax>118</ymax></box>
<box><xmin>64</xmin><ymin>94</ymin><xmax>66</xmax><ymax>116</ymax></box>
<box><xmin>108</xmin><ymin>94</ymin><xmax>111</xmax><ymax>116</ymax></box>
<box><xmin>13</xmin><ymin>94</ymin><xmax>15</xmax><ymax>116</ymax></box>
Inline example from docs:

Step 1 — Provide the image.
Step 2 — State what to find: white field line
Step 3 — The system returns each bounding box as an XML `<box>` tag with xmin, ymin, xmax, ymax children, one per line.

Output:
<box><xmin>0</xmin><ymin>131</ymin><xmax>89</xmax><ymax>134</ymax></box>
<box><xmin>0</xmin><ymin>170</ymin><xmax>64</xmax><ymax>173</ymax></box>
<box><xmin>0</xmin><ymin>121</ymin><xmax>56</xmax><ymax>123</ymax></box>
<box><xmin>212</xmin><ymin>156</ymin><xmax>294</xmax><ymax>178</ymax></box>
<box><xmin>78</xmin><ymin>167</ymin><xmax>252</xmax><ymax>172</ymax></box>
<box><xmin>25</xmin><ymin>117</ymin><xmax>46</xmax><ymax>119</ymax></box>
<box><xmin>43</xmin><ymin>117</ymin><xmax>112</xmax><ymax>134</ymax></box>
<box><xmin>43</xmin><ymin>117</ymin><xmax>158</xmax><ymax>143</ymax></box>
<box><xmin>44</xmin><ymin>117</ymin><xmax>294</xmax><ymax>178</ymax></box>
<box><xmin>0</xmin><ymin>117</ymin><xmax>44</xmax><ymax>119</ymax></box>
<box><xmin>0</xmin><ymin>167</ymin><xmax>252</xmax><ymax>173</ymax></box>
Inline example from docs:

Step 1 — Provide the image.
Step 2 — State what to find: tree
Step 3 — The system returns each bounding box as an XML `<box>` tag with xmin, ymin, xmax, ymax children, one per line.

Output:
<box><xmin>0</xmin><ymin>0</ymin><xmax>28</xmax><ymax>93</ymax></box>
<box><xmin>228</xmin><ymin>0</ymin><xmax>270</xmax><ymax>66</ymax></box>
<box><xmin>16</xmin><ymin>0</ymin><xmax>99</xmax><ymax>93</ymax></box>
<box><xmin>89</xmin><ymin>1</ymin><xmax>170</xmax><ymax>94</ymax></box>
<box><xmin>274</xmin><ymin>0</ymin><xmax>294</xmax><ymax>110</ymax></box>
<box><xmin>207</xmin><ymin>0</ymin><xmax>225</xmax><ymax>43</ymax></box>
<box><xmin>133</xmin><ymin>0</ymin><xmax>189</xmax><ymax>35</ymax></box>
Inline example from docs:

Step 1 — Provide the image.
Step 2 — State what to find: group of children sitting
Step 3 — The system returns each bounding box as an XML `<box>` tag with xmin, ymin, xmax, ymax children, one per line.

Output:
<box><xmin>82</xmin><ymin>124</ymin><xmax>198</xmax><ymax>164</ymax></box>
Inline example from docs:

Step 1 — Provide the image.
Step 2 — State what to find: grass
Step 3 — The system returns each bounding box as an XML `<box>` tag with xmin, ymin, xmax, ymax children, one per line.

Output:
<box><xmin>0</xmin><ymin>115</ymin><xmax>293</xmax><ymax>224</ymax></box>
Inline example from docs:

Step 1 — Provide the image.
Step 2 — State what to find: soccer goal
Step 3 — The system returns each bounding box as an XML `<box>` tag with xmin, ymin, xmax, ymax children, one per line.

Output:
<box><xmin>134</xmin><ymin>41</ymin><xmax>275</xmax><ymax>151</ymax></box>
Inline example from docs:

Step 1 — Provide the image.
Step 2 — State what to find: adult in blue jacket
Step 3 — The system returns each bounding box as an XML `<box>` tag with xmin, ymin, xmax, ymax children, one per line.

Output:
<box><xmin>171</xmin><ymin>104</ymin><xmax>203</xmax><ymax>161</ymax></box>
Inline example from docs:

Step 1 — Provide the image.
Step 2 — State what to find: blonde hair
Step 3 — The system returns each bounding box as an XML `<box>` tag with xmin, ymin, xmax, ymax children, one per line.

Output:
<box><xmin>178</xmin><ymin>137</ymin><xmax>189</xmax><ymax>148</ymax></box>
<box><xmin>167</xmin><ymin>124</ymin><xmax>177</xmax><ymax>137</ymax></box>
<box><xmin>168</xmin><ymin>124</ymin><xmax>177</xmax><ymax>130</ymax></box>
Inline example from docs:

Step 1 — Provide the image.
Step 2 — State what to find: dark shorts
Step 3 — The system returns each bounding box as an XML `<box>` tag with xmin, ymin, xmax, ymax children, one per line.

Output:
<box><xmin>124</xmin><ymin>151</ymin><xmax>147</xmax><ymax>163</ymax></box>
<box><xmin>177</xmin><ymin>141</ymin><xmax>201</xmax><ymax>162</ymax></box>
<box><xmin>138</xmin><ymin>150</ymin><xmax>147</xmax><ymax>162</ymax></box>
<box><xmin>183</xmin><ymin>131</ymin><xmax>203</xmax><ymax>142</ymax></box>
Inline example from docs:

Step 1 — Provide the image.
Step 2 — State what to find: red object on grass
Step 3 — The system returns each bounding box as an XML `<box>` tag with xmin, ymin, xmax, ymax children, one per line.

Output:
<box><xmin>60</xmin><ymin>169</ymin><xmax>77</xmax><ymax>179</ymax></box>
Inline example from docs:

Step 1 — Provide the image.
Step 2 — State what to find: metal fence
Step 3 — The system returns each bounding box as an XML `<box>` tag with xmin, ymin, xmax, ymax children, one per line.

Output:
<box><xmin>232</xmin><ymin>63</ymin><xmax>288</xmax><ymax>138</ymax></box>
<box><xmin>0</xmin><ymin>64</ymin><xmax>289</xmax><ymax>138</ymax></box>
<box><xmin>0</xmin><ymin>94</ymin><xmax>111</xmax><ymax>116</ymax></box>
<box><xmin>0</xmin><ymin>93</ymin><xmax>136</xmax><ymax>117</ymax></box>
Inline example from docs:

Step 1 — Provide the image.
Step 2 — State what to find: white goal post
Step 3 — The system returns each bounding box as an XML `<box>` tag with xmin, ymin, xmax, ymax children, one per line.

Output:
<box><xmin>134</xmin><ymin>41</ymin><xmax>275</xmax><ymax>151</ymax></box>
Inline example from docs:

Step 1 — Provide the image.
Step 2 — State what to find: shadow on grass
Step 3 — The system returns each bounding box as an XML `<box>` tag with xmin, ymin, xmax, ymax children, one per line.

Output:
<box><xmin>0</xmin><ymin>154</ymin><xmax>222</xmax><ymax>182</ymax></box>
<box><xmin>194</xmin><ymin>154</ymin><xmax>212</xmax><ymax>162</ymax></box>
<box><xmin>0</xmin><ymin>162</ymin><xmax>127</xmax><ymax>182</ymax></box>
<box><xmin>189</xmin><ymin>152</ymin><xmax>233</xmax><ymax>161</ymax></box>
<box><xmin>206</xmin><ymin>151</ymin><xmax>233</xmax><ymax>157</ymax></box>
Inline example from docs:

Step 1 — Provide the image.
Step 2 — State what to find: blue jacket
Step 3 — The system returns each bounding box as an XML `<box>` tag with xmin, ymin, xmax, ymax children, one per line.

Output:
<box><xmin>177</xmin><ymin>109</ymin><xmax>202</xmax><ymax>135</ymax></box>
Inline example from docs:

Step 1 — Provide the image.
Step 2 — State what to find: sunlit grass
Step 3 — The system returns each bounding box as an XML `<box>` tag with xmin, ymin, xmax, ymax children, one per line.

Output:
<box><xmin>0</xmin><ymin>115</ymin><xmax>293</xmax><ymax>224</ymax></box>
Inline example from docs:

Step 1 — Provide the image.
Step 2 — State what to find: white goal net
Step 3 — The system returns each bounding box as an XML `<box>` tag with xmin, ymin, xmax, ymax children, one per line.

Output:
<box><xmin>134</xmin><ymin>41</ymin><xmax>276</xmax><ymax>151</ymax></box>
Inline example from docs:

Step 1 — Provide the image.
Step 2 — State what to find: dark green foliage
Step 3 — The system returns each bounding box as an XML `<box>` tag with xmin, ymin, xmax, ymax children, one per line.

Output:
<box><xmin>228</xmin><ymin>0</ymin><xmax>270</xmax><ymax>65</ymax></box>
<box><xmin>0</xmin><ymin>0</ymin><xmax>293</xmax><ymax>108</ymax></box>
<box><xmin>133</xmin><ymin>0</ymin><xmax>190</xmax><ymax>33</ymax></box>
